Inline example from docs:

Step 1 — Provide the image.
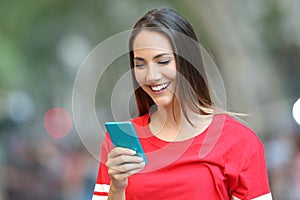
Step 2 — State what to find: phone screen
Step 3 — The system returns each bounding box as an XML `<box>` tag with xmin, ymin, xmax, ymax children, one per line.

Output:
<box><xmin>105</xmin><ymin>121</ymin><xmax>148</xmax><ymax>164</ymax></box>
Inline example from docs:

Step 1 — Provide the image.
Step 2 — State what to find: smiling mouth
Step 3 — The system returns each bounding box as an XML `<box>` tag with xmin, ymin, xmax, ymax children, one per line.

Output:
<box><xmin>149</xmin><ymin>82</ymin><xmax>171</xmax><ymax>92</ymax></box>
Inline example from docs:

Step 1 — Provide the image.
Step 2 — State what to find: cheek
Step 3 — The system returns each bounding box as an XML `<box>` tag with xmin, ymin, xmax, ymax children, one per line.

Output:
<box><xmin>168</xmin><ymin>68</ymin><xmax>177</xmax><ymax>80</ymax></box>
<box><xmin>134</xmin><ymin>69</ymin><xmax>145</xmax><ymax>85</ymax></box>
<box><xmin>164</xmin><ymin>64</ymin><xmax>177</xmax><ymax>80</ymax></box>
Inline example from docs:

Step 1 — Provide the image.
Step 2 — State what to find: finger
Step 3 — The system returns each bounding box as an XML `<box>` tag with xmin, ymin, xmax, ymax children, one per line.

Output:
<box><xmin>106</xmin><ymin>155</ymin><xmax>144</xmax><ymax>171</ymax></box>
<box><xmin>108</xmin><ymin>147</ymin><xmax>136</xmax><ymax>158</ymax></box>
<box><xmin>109</xmin><ymin>163</ymin><xmax>145</xmax><ymax>181</ymax></box>
<box><xmin>110</xmin><ymin>172</ymin><xmax>131</xmax><ymax>182</ymax></box>
<box><xmin>112</xmin><ymin>170</ymin><xmax>141</xmax><ymax>181</ymax></box>
<box><xmin>109</xmin><ymin>162</ymin><xmax>145</xmax><ymax>174</ymax></box>
<box><xmin>108</xmin><ymin>154</ymin><xmax>144</xmax><ymax>166</ymax></box>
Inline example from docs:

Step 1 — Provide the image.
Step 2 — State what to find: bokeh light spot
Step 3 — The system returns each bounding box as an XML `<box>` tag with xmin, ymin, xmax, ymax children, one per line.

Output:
<box><xmin>293</xmin><ymin>98</ymin><xmax>300</xmax><ymax>126</ymax></box>
<box><xmin>44</xmin><ymin>107</ymin><xmax>73</xmax><ymax>139</ymax></box>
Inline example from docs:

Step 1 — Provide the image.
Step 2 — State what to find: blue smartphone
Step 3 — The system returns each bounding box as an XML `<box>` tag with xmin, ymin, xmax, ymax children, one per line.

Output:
<box><xmin>105</xmin><ymin>121</ymin><xmax>148</xmax><ymax>164</ymax></box>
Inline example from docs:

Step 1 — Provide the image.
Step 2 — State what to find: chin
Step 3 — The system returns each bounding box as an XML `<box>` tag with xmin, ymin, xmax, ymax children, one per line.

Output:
<box><xmin>153</xmin><ymin>98</ymin><xmax>174</xmax><ymax>108</ymax></box>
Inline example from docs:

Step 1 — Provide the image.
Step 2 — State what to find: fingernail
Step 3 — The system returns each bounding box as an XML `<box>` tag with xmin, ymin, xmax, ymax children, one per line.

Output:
<box><xmin>138</xmin><ymin>157</ymin><xmax>143</xmax><ymax>161</ymax></box>
<box><xmin>130</xmin><ymin>149</ymin><xmax>136</xmax><ymax>154</ymax></box>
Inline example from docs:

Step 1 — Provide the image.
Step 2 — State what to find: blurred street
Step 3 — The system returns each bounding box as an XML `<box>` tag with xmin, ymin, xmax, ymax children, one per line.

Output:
<box><xmin>0</xmin><ymin>0</ymin><xmax>299</xmax><ymax>199</ymax></box>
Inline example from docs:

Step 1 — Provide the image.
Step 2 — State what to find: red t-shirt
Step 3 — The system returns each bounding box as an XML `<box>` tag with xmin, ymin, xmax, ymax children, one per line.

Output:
<box><xmin>92</xmin><ymin>114</ymin><xmax>272</xmax><ymax>200</ymax></box>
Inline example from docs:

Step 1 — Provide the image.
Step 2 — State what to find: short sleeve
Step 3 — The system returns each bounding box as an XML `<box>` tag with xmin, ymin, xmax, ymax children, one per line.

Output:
<box><xmin>92</xmin><ymin>133</ymin><xmax>113</xmax><ymax>200</ymax></box>
<box><xmin>230</xmin><ymin>139</ymin><xmax>272</xmax><ymax>199</ymax></box>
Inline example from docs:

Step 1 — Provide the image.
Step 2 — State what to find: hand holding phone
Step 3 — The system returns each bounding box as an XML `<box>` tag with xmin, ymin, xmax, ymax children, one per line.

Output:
<box><xmin>105</xmin><ymin>121</ymin><xmax>148</xmax><ymax>164</ymax></box>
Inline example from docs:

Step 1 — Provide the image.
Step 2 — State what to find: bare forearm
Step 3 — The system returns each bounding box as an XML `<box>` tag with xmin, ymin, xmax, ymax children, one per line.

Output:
<box><xmin>107</xmin><ymin>185</ymin><xmax>126</xmax><ymax>200</ymax></box>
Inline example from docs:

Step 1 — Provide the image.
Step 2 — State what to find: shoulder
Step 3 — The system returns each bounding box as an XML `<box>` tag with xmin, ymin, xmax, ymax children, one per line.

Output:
<box><xmin>215</xmin><ymin>114</ymin><xmax>264</xmax><ymax>154</ymax></box>
<box><xmin>224</xmin><ymin>114</ymin><xmax>262</xmax><ymax>141</ymax></box>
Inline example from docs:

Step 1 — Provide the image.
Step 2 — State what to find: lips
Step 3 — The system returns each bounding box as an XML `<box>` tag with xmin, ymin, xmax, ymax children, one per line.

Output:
<box><xmin>149</xmin><ymin>82</ymin><xmax>171</xmax><ymax>93</ymax></box>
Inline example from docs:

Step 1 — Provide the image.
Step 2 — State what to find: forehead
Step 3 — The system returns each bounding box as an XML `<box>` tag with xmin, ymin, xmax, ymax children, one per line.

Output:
<box><xmin>132</xmin><ymin>30</ymin><xmax>173</xmax><ymax>54</ymax></box>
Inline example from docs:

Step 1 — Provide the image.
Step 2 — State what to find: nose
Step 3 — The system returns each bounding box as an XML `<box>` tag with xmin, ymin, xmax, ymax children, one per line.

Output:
<box><xmin>145</xmin><ymin>64</ymin><xmax>161</xmax><ymax>83</ymax></box>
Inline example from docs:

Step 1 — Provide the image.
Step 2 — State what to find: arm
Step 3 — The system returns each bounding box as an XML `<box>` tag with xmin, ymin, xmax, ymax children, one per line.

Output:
<box><xmin>107</xmin><ymin>185</ymin><xmax>125</xmax><ymax>200</ymax></box>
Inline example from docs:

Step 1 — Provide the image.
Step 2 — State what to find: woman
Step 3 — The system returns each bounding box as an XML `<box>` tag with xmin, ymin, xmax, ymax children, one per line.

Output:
<box><xmin>93</xmin><ymin>7</ymin><xmax>272</xmax><ymax>200</ymax></box>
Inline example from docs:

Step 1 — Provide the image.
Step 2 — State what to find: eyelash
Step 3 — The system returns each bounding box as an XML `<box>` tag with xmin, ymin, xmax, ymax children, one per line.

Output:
<box><xmin>135</xmin><ymin>64</ymin><xmax>146</xmax><ymax>68</ymax></box>
<box><xmin>158</xmin><ymin>60</ymin><xmax>171</xmax><ymax>65</ymax></box>
<box><xmin>135</xmin><ymin>60</ymin><xmax>171</xmax><ymax>68</ymax></box>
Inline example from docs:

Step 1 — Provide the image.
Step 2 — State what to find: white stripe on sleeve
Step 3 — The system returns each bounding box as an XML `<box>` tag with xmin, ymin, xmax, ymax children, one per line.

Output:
<box><xmin>232</xmin><ymin>192</ymin><xmax>272</xmax><ymax>200</ymax></box>
<box><xmin>94</xmin><ymin>184</ymin><xmax>110</xmax><ymax>193</ymax></box>
<box><xmin>252</xmin><ymin>193</ymin><xmax>273</xmax><ymax>200</ymax></box>
<box><xmin>92</xmin><ymin>195</ymin><xmax>108</xmax><ymax>200</ymax></box>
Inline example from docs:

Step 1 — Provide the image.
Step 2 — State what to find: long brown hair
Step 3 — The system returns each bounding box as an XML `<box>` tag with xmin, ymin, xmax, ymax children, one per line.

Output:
<box><xmin>129</xmin><ymin>7</ymin><xmax>213</xmax><ymax>125</ymax></box>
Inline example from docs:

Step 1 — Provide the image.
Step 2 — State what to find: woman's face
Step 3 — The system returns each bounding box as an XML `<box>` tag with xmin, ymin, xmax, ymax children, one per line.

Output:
<box><xmin>133</xmin><ymin>30</ymin><xmax>177</xmax><ymax>108</ymax></box>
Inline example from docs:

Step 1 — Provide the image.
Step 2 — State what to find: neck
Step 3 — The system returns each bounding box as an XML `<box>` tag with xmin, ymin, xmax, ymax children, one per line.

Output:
<box><xmin>152</xmin><ymin>101</ymin><xmax>180</xmax><ymax>126</ymax></box>
<box><xmin>149</xmin><ymin>105</ymin><xmax>212</xmax><ymax>141</ymax></box>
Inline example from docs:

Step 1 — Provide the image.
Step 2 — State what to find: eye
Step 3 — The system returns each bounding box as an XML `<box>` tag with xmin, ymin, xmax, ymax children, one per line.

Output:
<box><xmin>158</xmin><ymin>60</ymin><xmax>171</xmax><ymax>65</ymax></box>
<box><xmin>135</xmin><ymin>63</ymin><xmax>146</xmax><ymax>68</ymax></box>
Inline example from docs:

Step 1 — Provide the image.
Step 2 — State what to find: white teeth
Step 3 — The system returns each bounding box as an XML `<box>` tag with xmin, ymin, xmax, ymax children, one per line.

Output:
<box><xmin>151</xmin><ymin>83</ymin><xmax>169</xmax><ymax>91</ymax></box>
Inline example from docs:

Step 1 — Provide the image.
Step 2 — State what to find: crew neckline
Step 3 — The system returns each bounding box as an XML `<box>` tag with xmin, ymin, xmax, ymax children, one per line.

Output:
<box><xmin>140</xmin><ymin>113</ymin><xmax>214</xmax><ymax>148</ymax></box>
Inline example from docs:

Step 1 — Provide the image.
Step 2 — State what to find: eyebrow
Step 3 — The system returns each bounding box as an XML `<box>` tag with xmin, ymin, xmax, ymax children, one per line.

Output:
<box><xmin>134</xmin><ymin>53</ymin><xmax>172</xmax><ymax>61</ymax></box>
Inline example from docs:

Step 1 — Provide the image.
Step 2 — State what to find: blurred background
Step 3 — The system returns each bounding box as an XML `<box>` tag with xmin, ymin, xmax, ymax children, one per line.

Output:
<box><xmin>0</xmin><ymin>0</ymin><xmax>300</xmax><ymax>199</ymax></box>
